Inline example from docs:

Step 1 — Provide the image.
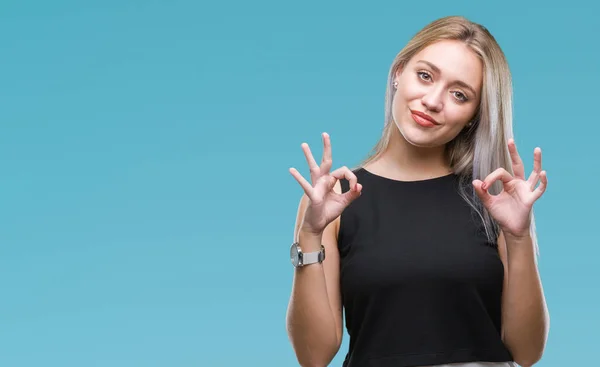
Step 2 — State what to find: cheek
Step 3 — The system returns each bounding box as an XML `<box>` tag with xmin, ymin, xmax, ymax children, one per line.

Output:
<box><xmin>397</xmin><ymin>79</ymin><xmax>422</xmax><ymax>101</ymax></box>
<box><xmin>392</xmin><ymin>84</ymin><xmax>417</xmax><ymax>114</ymax></box>
<box><xmin>391</xmin><ymin>90</ymin><xmax>405</xmax><ymax>119</ymax></box>
<box><xmin>445</xmin><ymin>105</ymin><xmax>477</xmax><ymax>127</ymax></box>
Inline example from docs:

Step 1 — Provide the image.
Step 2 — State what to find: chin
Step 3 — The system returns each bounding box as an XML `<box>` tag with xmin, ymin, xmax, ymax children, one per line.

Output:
<box><xmin>395</xmin><ymin>121</ymin><xmax>444</xmax><ymax>148</ymax></box>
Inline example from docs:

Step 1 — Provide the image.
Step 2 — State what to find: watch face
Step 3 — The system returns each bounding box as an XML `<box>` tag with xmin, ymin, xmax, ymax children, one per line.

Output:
<box><xmin>290</xmin><ymin>243</ymin><xmax>300</xmax><ymax>267</ymax></box>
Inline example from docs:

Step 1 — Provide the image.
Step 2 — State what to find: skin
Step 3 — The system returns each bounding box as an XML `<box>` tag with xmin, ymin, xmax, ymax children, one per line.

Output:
<box><xmin>286</xmin><ymin>40</ymin><xmax>548</xmax><ymax>367</ymax></box>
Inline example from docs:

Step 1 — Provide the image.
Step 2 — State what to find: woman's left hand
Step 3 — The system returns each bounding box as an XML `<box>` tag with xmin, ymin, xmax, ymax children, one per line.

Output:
<box><xmin>472</xmin><ymin>139</ymin><xmax>548</xmax><ymax>239</ymax></box>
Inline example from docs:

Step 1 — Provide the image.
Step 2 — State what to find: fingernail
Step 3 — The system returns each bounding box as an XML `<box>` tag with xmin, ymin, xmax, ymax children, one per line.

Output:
<box><xmin>481</xmin><ymin>182</ymin><xmax>487</xmax><ymax>190</ymax></box>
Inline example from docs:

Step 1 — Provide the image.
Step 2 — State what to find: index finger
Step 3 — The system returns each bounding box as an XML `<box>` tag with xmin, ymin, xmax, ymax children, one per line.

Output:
<box><xmin>482</xmin><ymin>167</ymin><xmax>513</xmax><ymax>191</ymax></box>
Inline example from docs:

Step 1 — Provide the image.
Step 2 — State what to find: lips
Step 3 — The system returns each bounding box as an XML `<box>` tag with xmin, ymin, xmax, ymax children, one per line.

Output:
<box><xmin>410</xmin><ymin>110</ymin><xmax>439</xmax><ymax>125</ymax></box>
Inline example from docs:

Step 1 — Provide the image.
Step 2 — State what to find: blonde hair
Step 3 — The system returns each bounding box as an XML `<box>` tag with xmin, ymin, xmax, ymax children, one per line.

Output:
<box><xmin>360</xmin><ymin>16</ymin><xmax>539</xmax><ymax>255</ymax></box>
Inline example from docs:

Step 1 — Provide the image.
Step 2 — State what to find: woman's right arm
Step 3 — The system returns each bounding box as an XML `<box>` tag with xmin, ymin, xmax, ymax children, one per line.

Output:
<box><xmin>286</xmin><ymin>186</ymin><xmax>344</xmax><ymax>367</ymax></box>
<box><xmin>285</xmin><ymin>133</ymin><xmax>362</xmax><ymax>367</ymax></box>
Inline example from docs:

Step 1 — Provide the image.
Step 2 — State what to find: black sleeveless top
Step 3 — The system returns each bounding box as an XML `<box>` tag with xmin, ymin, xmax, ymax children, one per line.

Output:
<box><xmin>338</xmin><ymin>168</ymin><xmax>513</xmax><ymax>367</ymax></box>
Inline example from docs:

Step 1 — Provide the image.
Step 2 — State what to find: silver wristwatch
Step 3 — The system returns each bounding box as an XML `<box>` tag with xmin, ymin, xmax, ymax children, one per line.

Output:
<box><xmin>290</xmin><ymin>242</ymin><xmax>325</xmax><ymax>268</ymax></box>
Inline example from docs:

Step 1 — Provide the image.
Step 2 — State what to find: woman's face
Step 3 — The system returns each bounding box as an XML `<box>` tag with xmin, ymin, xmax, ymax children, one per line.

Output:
<box><xmin>392</xmin><ymin>40</ymin><xmax>483</xmax><ymax>148</ymax></box>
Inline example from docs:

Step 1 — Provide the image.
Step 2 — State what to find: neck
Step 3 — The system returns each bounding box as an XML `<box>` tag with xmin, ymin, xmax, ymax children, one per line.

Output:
<box><xmin>374</xmin><ymin>127</ymin><xmax>452</xmax><ymax>181</ymax></box>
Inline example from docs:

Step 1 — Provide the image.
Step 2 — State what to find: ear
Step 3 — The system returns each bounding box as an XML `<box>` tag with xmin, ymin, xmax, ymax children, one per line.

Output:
<box><xmin>394</xmin><ymin>66</ymin><xmax>404</xmax><ymax>79</ymax></box>
<box><xmin>392</xmin><ymin>67</ymin><xmax>404</xmax><ymax>88</ymax></box>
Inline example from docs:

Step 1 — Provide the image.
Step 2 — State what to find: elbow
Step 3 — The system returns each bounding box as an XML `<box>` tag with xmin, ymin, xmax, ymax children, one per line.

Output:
<box><xmin>293</xmin><ymin>350</ymin><xmax>337</xmax><ymax>367</ymax></box>
<box><xmin>291</xmin><ymin>338</ymin><xmax>341</xmax><ymax>367</ymax></box>
<box><xmin>515</xmin><ymin>354</ymin><xmax>542</xmax><ymax>367</ymax></box>
<box><xmin>286</xmin><ymin>325</ymin><xmax>341</xmax><ymax>367</ymax></box>
<box><xmin>513</xmin><ymin>354</ymin><xmax>543</xmax><ymax>367</ymax></box>
<box><xmin>511</xmin><ymin>342</ymin><xmax>546</xmax><ymax>367</ymax></box>
<box><xmin>296</xmin><ymin>359</ymin><xmax>330</xmax><ymax>367</ymax></box>
<box><xmin>508</xmin><ymin>314</ymin><xmax>550</xmax><ymax>366</ymax></box>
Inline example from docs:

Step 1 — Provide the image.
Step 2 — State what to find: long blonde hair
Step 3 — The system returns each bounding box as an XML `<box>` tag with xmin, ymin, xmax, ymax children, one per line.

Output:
<box><xmin>360</xmin><ymin>16</ymin><xmax>539</xmax><ymax>255</ymax></box>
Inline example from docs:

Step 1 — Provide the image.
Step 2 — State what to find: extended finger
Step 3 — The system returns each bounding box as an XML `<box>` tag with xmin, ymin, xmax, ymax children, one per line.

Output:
<box><xmin>482</xmin><ymin>168</ymin><xmax>513</xmax><ymax>191</ymax></box>
<box><xmin>289</xmin><ymin>167</ymin><xmax>315</xmax><ymax>199</ymax></box>
<box><xmin>301</xmin><ymin>143</ymin><xmax>319</xmax><ymax>171</ymax></box>
<box><xmin>527</xmin><ymin>147</ymin><xmax>542</xmax><ymax>190</ymax></box>
<box><xmin>320</xmin><ymin>133</ymin><xmax>333</xmax><ymax>174</ymax></box>
<box><xmin>508</xmin><ymin>138</ymin><xmax>525</xmax><ymax>179</ymax></box>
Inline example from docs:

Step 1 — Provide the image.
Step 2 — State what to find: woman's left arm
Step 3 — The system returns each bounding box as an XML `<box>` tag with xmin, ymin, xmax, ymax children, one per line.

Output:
<box><xmin>497</xmin><ymin>230</ymin><xmax>549</xmax><ymax>367</ymax></box>
<box><xmin>472</xmin><ymin>138</ymin><xmax>550</xmax><ymax>367</ymax></box>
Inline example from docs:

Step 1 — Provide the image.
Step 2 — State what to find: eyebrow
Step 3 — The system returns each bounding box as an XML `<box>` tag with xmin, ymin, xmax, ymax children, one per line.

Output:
<box><xmin>416</xmin><ymin>60</ymin><xmax>478</xmax><ymax>97</ymax></box>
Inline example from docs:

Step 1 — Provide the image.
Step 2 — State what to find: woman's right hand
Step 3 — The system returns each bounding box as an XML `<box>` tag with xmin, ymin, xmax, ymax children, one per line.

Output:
<box><xmin>289</xmin><ymin>132</ymin><xmax>363</xmax><ymax>236</ymax></box>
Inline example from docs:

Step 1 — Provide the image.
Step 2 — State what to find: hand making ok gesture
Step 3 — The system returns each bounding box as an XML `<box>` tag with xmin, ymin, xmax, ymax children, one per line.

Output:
<box><xmin>289</xmin><ymin>133</ymin><xmax>363</xmax><ymax>235</ymax></box>
<box><xmin>473</xmin><ymin>138</ymin><xmax>548</xmax><ymax>238</ymax></box>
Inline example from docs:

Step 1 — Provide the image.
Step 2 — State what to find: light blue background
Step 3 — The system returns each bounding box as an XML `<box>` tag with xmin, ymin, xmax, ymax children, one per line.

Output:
<box><xmin>1</xmin><ymin>1</ymin><xmax>597</xmax><ymax>366</ymax></box>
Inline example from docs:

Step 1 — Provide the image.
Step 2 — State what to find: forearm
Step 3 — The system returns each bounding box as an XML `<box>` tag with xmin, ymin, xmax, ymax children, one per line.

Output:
<box><xmin>502</xmin><ymin>233</ymin><xmax>549</xmax><ymax>366</ymax></box>
<box><xmin>286</xmin><ymin>231</ymin><xmax>340</xmax><ymax>367</ymax></box>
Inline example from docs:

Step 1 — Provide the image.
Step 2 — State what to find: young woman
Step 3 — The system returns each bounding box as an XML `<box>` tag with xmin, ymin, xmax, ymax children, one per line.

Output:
<box><xmin>286</xmin><ymin>16</ymin><xmax>549</xmax><ymax>367</ymax></box>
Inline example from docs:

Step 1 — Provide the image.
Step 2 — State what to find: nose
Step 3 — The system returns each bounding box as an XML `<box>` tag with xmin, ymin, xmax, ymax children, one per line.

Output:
<box><xmin>421</xmin><ymin>87</ymin><xmax>443</xmax><ymax>112</ymax></box>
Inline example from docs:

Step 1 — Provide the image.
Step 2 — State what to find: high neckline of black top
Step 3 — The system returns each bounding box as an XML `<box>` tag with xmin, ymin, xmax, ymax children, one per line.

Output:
<box><xmin>357</xmin><ymin>167</ymin><xmax>457</xmax><ymax>184</ymax></box>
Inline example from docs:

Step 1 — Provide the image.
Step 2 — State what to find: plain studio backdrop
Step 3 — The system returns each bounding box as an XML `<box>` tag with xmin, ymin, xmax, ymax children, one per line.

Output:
<box><xmin>0</xmin><ymin>1</ymin><xmax>597</xmax><ymax>366</ymax></box>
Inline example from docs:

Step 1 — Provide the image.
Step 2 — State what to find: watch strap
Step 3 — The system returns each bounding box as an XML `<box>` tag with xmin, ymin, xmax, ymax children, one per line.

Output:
<box><xmin>302</xmin><ymin>245</ymin><xmax>325</xmax><ymax>265</ymax></box>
